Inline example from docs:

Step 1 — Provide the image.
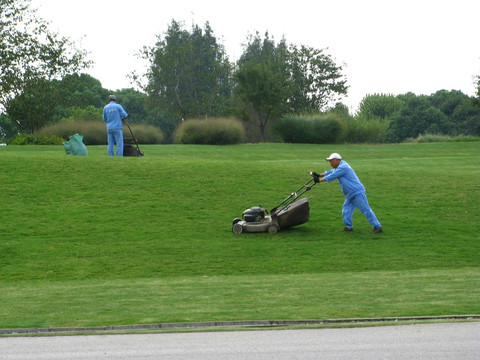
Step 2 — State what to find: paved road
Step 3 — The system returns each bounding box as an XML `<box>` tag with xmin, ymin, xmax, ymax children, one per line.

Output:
<box><xmin>1</xmin><ymin>322</ymin><xmax>478</xmax><ymax>359</ymax></box>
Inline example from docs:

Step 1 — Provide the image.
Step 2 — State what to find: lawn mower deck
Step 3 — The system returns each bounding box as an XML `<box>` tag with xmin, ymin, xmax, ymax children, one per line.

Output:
<box><xmin>232</xmin><ymin>176</ymin><xmax>316</xmax><ymax>234</ymax></box>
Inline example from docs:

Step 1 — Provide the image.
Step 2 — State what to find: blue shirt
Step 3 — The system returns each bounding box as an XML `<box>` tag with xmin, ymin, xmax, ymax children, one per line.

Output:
<box><xmin>103</xmin><ymin>102</ymin><xmax>128</xmax><ymax>130</ymax></box>
<box><xmin>323</xmin><ymin>160</ymin><xmax>366</xmax><ymax>200</ymax></box>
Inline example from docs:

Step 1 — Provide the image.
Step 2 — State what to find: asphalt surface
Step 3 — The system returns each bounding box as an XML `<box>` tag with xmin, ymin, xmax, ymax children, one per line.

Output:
<box><xmin>1</xmin><ymin>322</ymin><xmax>479</xmax><ymax>359</ymax></box>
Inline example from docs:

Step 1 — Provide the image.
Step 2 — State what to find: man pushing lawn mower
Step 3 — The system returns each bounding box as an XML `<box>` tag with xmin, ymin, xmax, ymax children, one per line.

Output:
<box><xmin>311</xmin><ymin>153</ymin><xmax>383</xmax><ymax>234</ymax></box>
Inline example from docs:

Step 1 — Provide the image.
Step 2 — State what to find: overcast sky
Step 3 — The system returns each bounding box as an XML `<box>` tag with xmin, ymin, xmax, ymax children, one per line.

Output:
<box><xmin>30</xmin><ymin>0</ymin><xmax>479</xmax><ymax>112</ymax></box>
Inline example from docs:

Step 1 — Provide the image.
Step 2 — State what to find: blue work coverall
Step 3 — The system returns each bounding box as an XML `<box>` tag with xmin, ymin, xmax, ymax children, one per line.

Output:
<box><xmin>323</xmin><ymin>160</ymin><xmax>381</xmax><ymax>229</ymax></box>
<box><xmin>103</xmin><ymin>102</ymin><xmax>128</xmax><ymax>156</ymax></box>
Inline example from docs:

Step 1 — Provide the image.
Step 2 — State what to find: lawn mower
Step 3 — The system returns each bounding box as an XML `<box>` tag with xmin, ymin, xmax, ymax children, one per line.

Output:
<box><xmin>232</xmin><ymin>174</ymin><xmax>320</xmax><ymax>234</ymax></box>
<box><xmin>123</xmin><ymin>119</ymin><xmax>144</xmax><ymax>157</ymax></box>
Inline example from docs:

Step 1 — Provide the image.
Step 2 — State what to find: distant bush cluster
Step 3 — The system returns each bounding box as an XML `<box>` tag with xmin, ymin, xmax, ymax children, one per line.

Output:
<box><xmin>343</xmin><ymin>117</ymin><xmax>389</xmax><ymax>144</ymax></box>
<box><xmin>174</xmin><ymin>118</ymin><xmax>245</xmax><ymax>145</ymax></box>
<box><xmin>274</xmin><ymin>114</ymin><xmax>346</xmax><ymax>144</ymax></box>
<box><xmin>10</xmin><ymin>134</ymin><xmax>65</xmax><ymax>145</ymax></box>
<box><xmin>36</xmin><ymin>121</ymin><xmax>164</xmax><ymax>145</ymax></box>
<box><xmin>405</xmin><ymin>134</ymin><xmax>480</xmax><ymax>143</ymax></box>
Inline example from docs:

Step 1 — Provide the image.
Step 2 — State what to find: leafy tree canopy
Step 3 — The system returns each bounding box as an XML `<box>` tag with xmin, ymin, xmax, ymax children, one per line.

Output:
<box><xmin>1</xmin><ymin>0</ymin><xmax>90</xmax><ymax>132</ymax></box>
<box><xmin>356</xmin><ymin>94</ymin><xmax>403</xmax><ymax>121</ymax></box>
<box><xmin>385</xmin><ymin>93</ymin><xmax>451</xmax><ymax>142</ymax></box>
<box><xmin>234</xmin><ymin>32</ymin><xmax>348</xmax><ymax>140</ymax></box>
<box><xmin>142</xmin><ymin>20</ymin><xmax>232</xmax><ymax>122</ymax></box>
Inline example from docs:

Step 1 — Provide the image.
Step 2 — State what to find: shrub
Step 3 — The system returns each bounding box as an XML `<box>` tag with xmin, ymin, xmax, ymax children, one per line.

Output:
<box><xmin>174</xmin><ymin>117</ymin><xmax>245</xmax><ymax>145</ymax></box>
<box><xmin>413</xmin><ymin>134</ymin><xmax>451</xmax><ymax>143</ymax></box>
<box><xmin>344</xmin><ymin>116</ymin><xmax>389</xmax><ymax>143</ymax></box>
<box><xmin>405</xmin><ymin>134</ymin><xmax>480</xmax><ymax>143</ymax></box>
<box><xmin>10</xmin><ymin>134</ymin><xmax>65</xmax><ymax>145</ymax></box>
<box><xmin>449</xmin><ymin>136</ymin><xmax>480</xmax><ymax>142</ymax></box>
<box><xmin>39</xmin><ymin>121</ymin><xmax>164</xmax><ymax>145</ymax></box>
<box><xmin>274</xmin><ymin>114</ymin><xmax>346</xmax><ymax>144</ymax></box>
<box><xmin>39</xmin><ymin>121</ymin><xmax>106</xmax><ymax>145</ymax></box>
<box><xmin>124</xmin><ymin>124</ymin><xmax>164</xmax><ymax>144</ymax></box>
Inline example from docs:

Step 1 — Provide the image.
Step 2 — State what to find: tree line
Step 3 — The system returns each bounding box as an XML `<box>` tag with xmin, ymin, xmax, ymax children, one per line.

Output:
<box><xmin>1</xmin><ymin>0</ymin><xmax>479</xmax><ymax>144</ymax></box>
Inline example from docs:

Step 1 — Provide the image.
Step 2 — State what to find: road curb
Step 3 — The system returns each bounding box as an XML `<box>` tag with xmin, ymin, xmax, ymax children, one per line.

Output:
<box><xmin>1</xmin><ymin>315</ymin><xmax>478</xmax><ymax>335</ymax></box>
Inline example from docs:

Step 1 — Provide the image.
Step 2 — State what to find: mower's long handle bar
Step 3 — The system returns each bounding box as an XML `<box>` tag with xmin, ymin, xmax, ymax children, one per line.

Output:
<box><xmin>123</xmin><ymin>119</ymin><xmax>142</xmax><ymax>152</ymax></box>
<box><xmin>270</xmin><ymin>177</ymin><xmax>317</xmax><ymax>215</ymax></box>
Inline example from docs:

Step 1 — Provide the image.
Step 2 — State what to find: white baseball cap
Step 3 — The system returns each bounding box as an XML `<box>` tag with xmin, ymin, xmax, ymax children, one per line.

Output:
<box><xmin>325</xmin><ymin>153</ymin><xmax>342</xmax><ymax>161</ymax></box>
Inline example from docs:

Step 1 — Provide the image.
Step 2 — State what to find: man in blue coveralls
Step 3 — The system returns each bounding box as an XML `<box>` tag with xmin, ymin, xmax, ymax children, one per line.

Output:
<box><xmin>103</xmin><ymin>95</ymin><xmax>128</xmax><ymax>156</ymax></box>
<box><xmin>314</xmin><ymin>153</ymin><xmax>383</xmax><ymax>234</ymax></box>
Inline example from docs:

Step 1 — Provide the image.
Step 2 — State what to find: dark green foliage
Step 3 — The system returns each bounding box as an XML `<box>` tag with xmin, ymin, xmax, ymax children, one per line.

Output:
<box><xmin>428</xmin><ymin>89</ymin><xmax>480</xmax><ymax>136</ymax></box>
<box><xmin>384</xmin><ymin>93</ymin><xmax>451</xmax><ymax>143</ymax></box>
<box><xmin>356</xmin><ymin>93</ymin><xmax>403</xmax><ymax>120</ymax></box>
<box><xmin>1</xmin><ymin>0</ymin><xmax>90</xmax><ymax>132</ymax></box>
<box><xmin>57</xmin><ymin>106</ymin><xmax>102</xmax><ymax>122</ymax></box>
<box><xmin>234</xmin><ymin>33</ymin><xmax>348</xmax><ymax>141</ymax></box>
<box><xmin>451</xmin><ymin>101</ymin><xmax>480</xmax><ymax>136</ymax></box>
<box><xmin>5</xmin><ymin>78</ymin><xmax>58</xmax><ymax>134</ymax></box>
<box><xmin>289</xmin><ymin>44</ymin><xmax>348</xmax><ymax>111</ymax></box>
<box><xmin>10</xmin><ymin>133</ymin><xmax>65</xmax><ymax>145</ymax></box>
<box><xmin>53</xmin><ymin>73</ymin><xmax>108</xmax><ymax>110</ymax></box>
<box><xmin>144</xmin><ymin>106</ymin><xmax>177</xmax><ymax>144</ymax></box>
<box><xmin>142</xmin><ymin>20</ymin><xmax>232</xmax><ymax>122</ymax></box>
<box><xmin>274</xmin><ymin>114</ymin><xmax>345</xmax><ymax>143</ymax></box>
<box><xmin>344</xmin><ymin>117</ymin><xmax>389</xmax><ymax>144</ymax></box>
<box><xmin>174</xmin><ymin>117</ymin><xmax>245</xmax><ymax>144</ymax></box>
<box><xmin>112</xmin><ymin>88</ymin><xmax>149</xmax><ymax>123</ymax></box>
<box><xmin>234</xmin><ymin>34</ymin><xmax>291</xmax><ymax>141</ymax></box>
<box><xmin>0</xmin><ymin>114</ymin><xmax>17</xmax><ymax>142</ymax></box>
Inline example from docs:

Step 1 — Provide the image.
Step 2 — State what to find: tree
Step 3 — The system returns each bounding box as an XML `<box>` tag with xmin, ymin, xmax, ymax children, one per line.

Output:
<box><xmin>452</xmin><ymin>100</ymin><xmax>480</xmax><ymax>135</ymax></box>
<box><xmin>234</xmin><ymin>33</ymin><xmax>291</xmax><ymax>141</ymax></box>
<box><xmin>142</xmin><ymin>20</ymin><xmax>232</xmax><ymax>123</ymax></box>
<box><xmin>0</xmin><ymin>114</ymin><xmax>16</xmax><ymax>142</ymax></box>
<box><xmin>288</xmin><ymin>45</ymin><xmax>348</xmax><ymax>112</ymax></box>
<box><xmin>5</xmin><ymin>78</ymin><xmax>58</xmax><ymax>134</ymax></box>
<box><xmin>234</xmin><ymin>32</ymin><xmax>348</xmax><ymax>141</ymax></box>
<box><xmin>429</xmin><ymin>89</ymin><xmax>469</xmax><ymax>118</ymax></box>
<box><xmin>113</xmin><ymin>88</ymin><xmax>149</xmax><ymax>123</ymax></box>
<box><xmin>54</xmin><ymin>73</ymin><xmax>108</xmax><ymax>110</ymax></box>
<box><xmin>428</xmin><ymin>89</ymin><xmax>480</xmax><ymax>136</ymax></box>
<box><xmin>385</xmin><ymin>93</ymin><xmax>450</xmax><ymax>142</ymax></box>
<box><xmin>474</xmin><ymin>74</ymin><xmax>480</xmax><ymax>109</ymax></box>
<box><xmin>356</xmin><ymin>94</ymin><xmax>403</xmax><ymax>121</ymax></box>
<box><xmin>1</xmin><ymin>0</ymin><xmax>90</xmax><ymax>132</ymax></box>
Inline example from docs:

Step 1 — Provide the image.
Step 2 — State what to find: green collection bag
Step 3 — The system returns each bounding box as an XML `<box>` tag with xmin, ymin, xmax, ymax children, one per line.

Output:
<box><xmin>63</xmin><ymin>134</ymin><xmax>88</xmax><ymax>156</ymax></box>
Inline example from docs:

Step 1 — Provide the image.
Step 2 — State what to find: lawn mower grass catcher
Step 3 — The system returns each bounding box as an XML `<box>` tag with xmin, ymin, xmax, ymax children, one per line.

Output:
<box><xmin>232</xmin><ymin>175</ymin><xmax>319</xmax><ymax>234</ymax></box>
<box><xmin>123</xmin><ymin>120</ymin><xmax>144</xmax><ymax>157</ymax></box>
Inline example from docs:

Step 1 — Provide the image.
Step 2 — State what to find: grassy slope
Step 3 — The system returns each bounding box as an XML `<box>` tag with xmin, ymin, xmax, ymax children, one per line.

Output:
<box><xmin>0</xmin><ymin>143</ymin><xmax>479</xmax><ymax>328</ymax></box>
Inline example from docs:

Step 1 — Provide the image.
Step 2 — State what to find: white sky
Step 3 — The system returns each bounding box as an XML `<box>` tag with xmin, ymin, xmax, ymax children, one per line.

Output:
<box><xmin>30</xmin><ymin>0</ymin><xmax>480</xmax><ymax>112</ymax></box>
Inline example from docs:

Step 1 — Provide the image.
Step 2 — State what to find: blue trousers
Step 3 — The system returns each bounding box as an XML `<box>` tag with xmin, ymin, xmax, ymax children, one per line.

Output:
<box><xmin>342</xmin><ymin>192</ymin><xmax>381</xmax><ymax>229</ymax></box>
<box><xmin>107</xmin><ymin>129</ymin><xmax>124</xmax><ymax>157</ymax></box>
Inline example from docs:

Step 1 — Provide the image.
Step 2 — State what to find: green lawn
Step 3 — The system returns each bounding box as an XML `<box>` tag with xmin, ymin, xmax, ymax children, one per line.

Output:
<box><xmin>0</xmin><ymin>142</ymin><xmax>479</xmax><ymax>329</ymax></box>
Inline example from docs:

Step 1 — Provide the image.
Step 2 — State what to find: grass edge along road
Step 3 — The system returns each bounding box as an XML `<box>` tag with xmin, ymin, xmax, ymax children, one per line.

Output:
<box><xmin>1</xmin><ymin>268</ymin><xmax>479</xmax><ymax>330</ymax></box>
<box><xmin>0</xmin><ymin>142</ymin><xmax>479</xmax><ymax>329</ymax></box>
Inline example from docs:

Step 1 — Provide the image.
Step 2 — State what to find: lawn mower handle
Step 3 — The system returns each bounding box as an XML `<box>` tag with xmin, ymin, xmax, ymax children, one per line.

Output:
<box><xmin>270</xmin><ymin>178</ymin><xmax>316</xmax><ymax>214</ymax></box>
<box><xmin>123</xmin><ymin>119</ymin><xmax>144</xmax><ymax>155</ymax></box>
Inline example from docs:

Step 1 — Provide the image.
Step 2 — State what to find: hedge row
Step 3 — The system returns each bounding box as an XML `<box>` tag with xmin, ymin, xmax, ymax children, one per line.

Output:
<box><xmin>10</xmin><ymin>134</ymin><xmax>65</xmax><ymax>145</ymax></box>
<box><xmin>174</xmin><ymin>117</ymin><xmax>245</xmax><ymax>145</ymax></box>
<box><xmin>274</xmin><ymin>114</ymin><xmax>346</xmax><ymax>144</ymax></box>
<box><xmin>37</xmin><ymin>121</ymin><xmax>164</xmax><ymax>145</ymax></box>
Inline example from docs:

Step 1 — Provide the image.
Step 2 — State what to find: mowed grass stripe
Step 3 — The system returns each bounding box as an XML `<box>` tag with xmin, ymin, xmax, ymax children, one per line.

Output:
<box><xmin>0</xmin><ymin>142</ymin><xmax>479</xmax><ymax>328</ymax></box>
<box><xmin>0</xmin><ymin>268</ymin><xmax>478</xmax><ymax>329</ymax></box>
